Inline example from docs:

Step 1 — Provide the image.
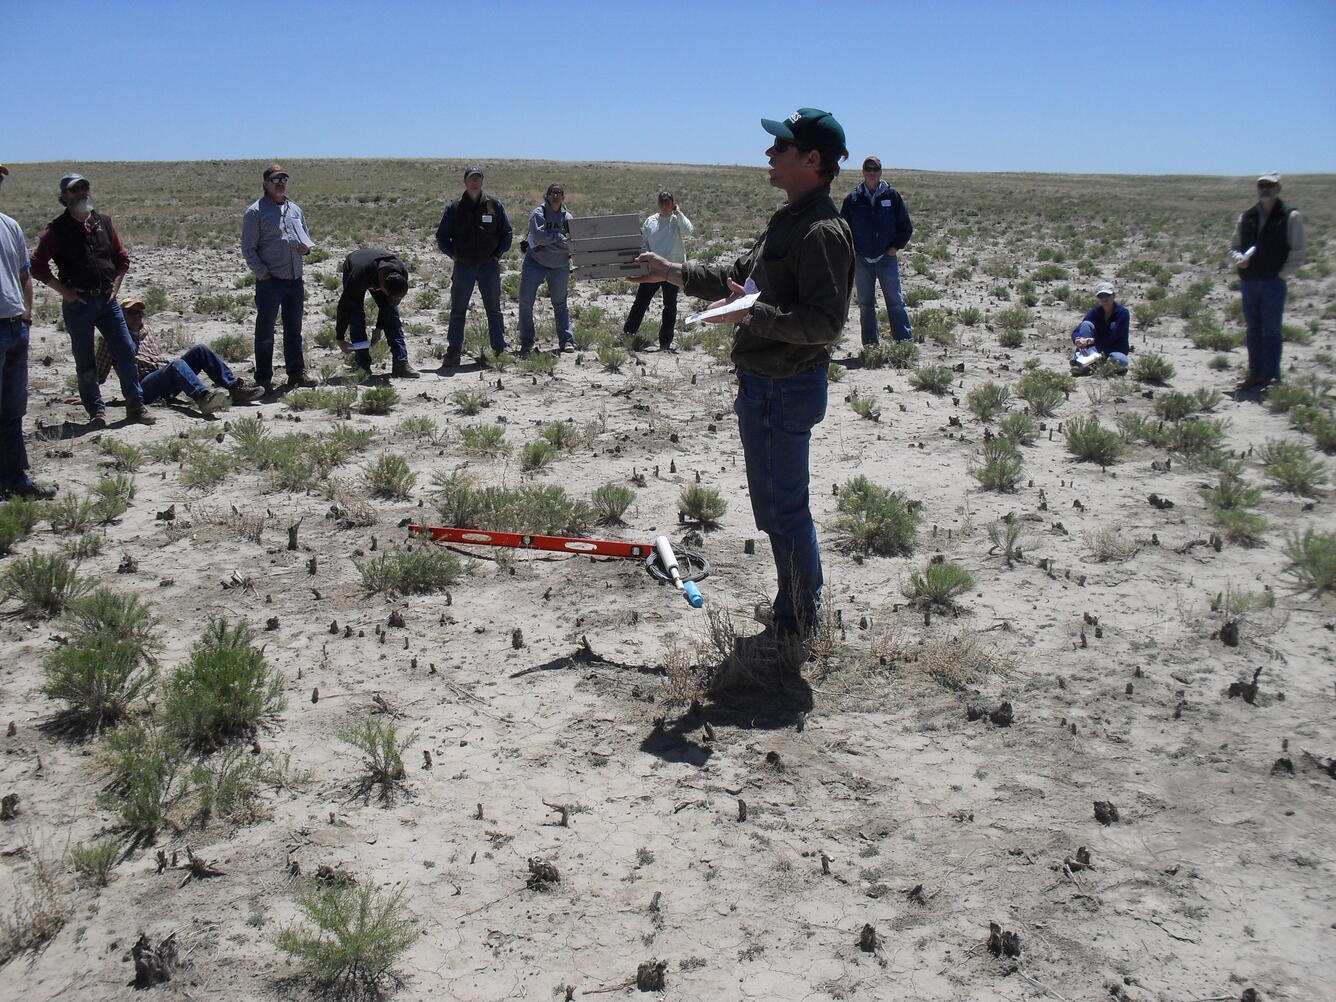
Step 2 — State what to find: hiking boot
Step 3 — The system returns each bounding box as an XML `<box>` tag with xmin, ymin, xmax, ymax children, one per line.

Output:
<box><xmin>125</xmin><ymin>407</ymin><xmax>156</xmax><ymax>426</ymax></box>
<box><xmin>196</xmin><ymin>388</ymin><xmax>232</xmax><ymax>415</ymax></box>
<box><xmin>86</xmin><ymin>411</ymin><xmax>107</xmax><ymax>430</ymax></box>
<box><xmin>229</xmin><ymin>383</ymin><xmax>266</xmax><ymax>404</ymax></box>
<box><xmin>442</xmin><ymin>349</ymin><xmax>462</xmax><ymax>369</ymax></box>
<box><xmin>559</xmin><ymin>341</ymin><xmax>575</xmax><ymax>353</ymax></box>
<box><xmin>286</xmin><ymin>371</ymin><xmax>318</xmax><ymax>388</ymax></box>
<box><xmin>392</xmin><ymin>361</ymin><xmax>421</xmax><ymax>379</ymax></box>
<box><xmin>3</xmin><ymin>478</ymin><xmax>57</xmax><ymax>501</ymax></box>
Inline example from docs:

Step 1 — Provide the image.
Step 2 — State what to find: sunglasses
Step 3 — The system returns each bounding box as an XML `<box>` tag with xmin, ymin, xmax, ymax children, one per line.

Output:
<box><xmin>269</xmin><ymin>175</ymin><xmax>289</xmax><ymax>184</ymax></box>
<box><xmin>771</xmin><ymin>138</ymin><xmax>811</xmax><ymax>154</ymax></box>
<box><xmin>1256</xmin><ymin>183</ymin><xmax>1277</xmax><ymax>191</ymax></box>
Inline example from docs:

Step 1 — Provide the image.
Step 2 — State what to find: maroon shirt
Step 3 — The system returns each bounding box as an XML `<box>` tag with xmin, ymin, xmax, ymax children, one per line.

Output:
<box><xmin>30</xmin><ymin>213</ymin><xmax>130</xmax><ymax>286</ymax></box>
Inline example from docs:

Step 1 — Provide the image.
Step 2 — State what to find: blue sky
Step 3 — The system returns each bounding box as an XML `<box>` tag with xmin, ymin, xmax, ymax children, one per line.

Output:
<box><xmin>10</xmin><ymin>0</ymin><xmax>1335</xmax><ymax>175</ymax></box>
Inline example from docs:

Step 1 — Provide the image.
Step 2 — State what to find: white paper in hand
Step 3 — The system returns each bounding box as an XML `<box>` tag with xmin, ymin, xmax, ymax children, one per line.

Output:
<box><xmin>685</xmin><ymin>279</ymin><xmax>760</xmax><ymax>324</ymax></box>
<box><xmin>347</xmin><ymin>340</ymin><xmax>371</xmax><ymax>350</ymax></box>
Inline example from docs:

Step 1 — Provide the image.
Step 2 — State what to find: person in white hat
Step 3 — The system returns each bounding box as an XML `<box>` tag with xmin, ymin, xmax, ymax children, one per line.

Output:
<box><xmin>1069</xmin><ymin>281</ymin><xmax>1130</xmax><ymax>375</ymax></box>
<box><xmin>1229</xmin><ymin>171</ymin><xmax>1306</xmax><ymax>390</ymax></box>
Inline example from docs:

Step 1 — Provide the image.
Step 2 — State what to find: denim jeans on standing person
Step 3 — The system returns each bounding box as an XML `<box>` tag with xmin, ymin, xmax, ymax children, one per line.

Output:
<box><xmin>253</xmin><ymin>277</ymin><xmax>306</xmax><ymax>384</ymax></box>
<box><xmin>854</xmin><ymin>254</ymin><xmax>912</xmax><ymax>345</ymax></box>
<box><xmin>63</xmin><ymin>294</ymin><xmax>144</xmax><ymax>415</ymax></box>
<box><xmin>623</xmin><ymin>281</ymin><xmax>679</xmax><ymax>347</ymax></box>
<box><xmin>1241</xmin><ymin>277</ymin><xmax>1286</xmax><ymax>383</ymax></box>
<box><xmin>517</xmin><ymin>257</ymin><xmax>573</xmax><ymax>350</ymax></box>
<box><xmin>139</xmin><ymin>345</ymin><xmax>237</xmax><ymax>405</ymax></box>
<box><xmin>734</xmin><ymin>363</ymin><xmax>828</xmax><ymax>638</ymax></box>
<box><xmin>446</xmin><ymin>259</ymin><xmax>507</xmax><ymax>354</ymax></box>
<box><xmin>345</xmin><ymin>298</ymin><xmax>409</xmax><ymax>372</ymax></box>
<box><xmin>0</xmin><ymin>318</ymin><xmax>31</xmax><ymax>485</ymax></box>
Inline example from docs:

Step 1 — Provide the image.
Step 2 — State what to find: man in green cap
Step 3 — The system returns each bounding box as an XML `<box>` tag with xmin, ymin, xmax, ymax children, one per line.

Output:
<box><xmin>633</xmin><ymin>108</ymin><xmax>854</xmax><ymax>686</ymax></box>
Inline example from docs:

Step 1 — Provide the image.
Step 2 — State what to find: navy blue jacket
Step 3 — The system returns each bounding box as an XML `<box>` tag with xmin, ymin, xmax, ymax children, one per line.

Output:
<box><xmin>1073</xmin><ymin>304</ymin><xmax>1130</xmax><ymax>355</ymax></box>
<box><xmin>435</xmin><ymin>193</ymin><xmax>512</xmax><ymax>264</ymax></box>
<box><xmin>839</xmin><ymin>181</ymin><xmax>913</xmax><ymax>259</ymax></box>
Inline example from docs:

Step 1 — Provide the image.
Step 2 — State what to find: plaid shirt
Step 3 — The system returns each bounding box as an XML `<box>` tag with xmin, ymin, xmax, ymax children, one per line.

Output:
<box><xmin>96</xmin><ymin>325</ymin><xmax>169</xmax><ymax>383</ymax></box>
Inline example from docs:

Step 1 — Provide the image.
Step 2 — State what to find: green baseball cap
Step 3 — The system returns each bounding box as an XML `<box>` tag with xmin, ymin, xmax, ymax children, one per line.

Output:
<box><xmin>761</xmin><ymin>108</ymin><xmax>848</xmax><ymax>160</ymax></box>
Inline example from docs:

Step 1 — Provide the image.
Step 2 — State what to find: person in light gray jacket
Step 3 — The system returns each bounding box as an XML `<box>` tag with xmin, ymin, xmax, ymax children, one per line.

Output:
<box><xmin>624</xmin><ymin>191</ymin><xmax>692</xmax><ymax>350</ymax></box>
<box><xmin>518</xmin><ymin>183</ymin><xmax>574</xmax><ymax>353</ymax></box>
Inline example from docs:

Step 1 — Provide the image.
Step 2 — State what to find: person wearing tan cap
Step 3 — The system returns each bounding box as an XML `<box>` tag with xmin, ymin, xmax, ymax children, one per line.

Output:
<box><xmin>1230</xmin><ymin>171</ymin><xmax>1307</xmax><ymax>391</ymax></box>
<box><xmin>0</xmin><ymin>164</ymin><xmax>56</xmax><ymax>499</ymax></box>
<box><xmin>241</xmin><ymin>164</ymin><xmax>316</xmax><ymax>391</ymax></box>
<box><xmin>95</xmin><ymin>299</ymin><xmax>265</xmax><ymax>416</ymax></box>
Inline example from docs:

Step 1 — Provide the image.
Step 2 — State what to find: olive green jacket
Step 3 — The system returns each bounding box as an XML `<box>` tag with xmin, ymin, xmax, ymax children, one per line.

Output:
<box><xmin>682</xmin><ymin>183</ymin><xmax>853</xmax><ymax>379</ymax></box>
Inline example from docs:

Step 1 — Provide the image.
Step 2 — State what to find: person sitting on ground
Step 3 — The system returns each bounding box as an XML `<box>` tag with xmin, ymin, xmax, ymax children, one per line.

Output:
<box><xmin>96</xmin><ymin>299</ymin><xmax>266</xmax><ymax>415</ymax></box>
<box><xmin>1070</xmin><ymin>282</ymin><xmax>1130</xmax><ymax>375</ymax></box>
<box><xmin>334</xmin><ymin>249</ymin><xmax>418</xmax><ymax>378</ymax></box>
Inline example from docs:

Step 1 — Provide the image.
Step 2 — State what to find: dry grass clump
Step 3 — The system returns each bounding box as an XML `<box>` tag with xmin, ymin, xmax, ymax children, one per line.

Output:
<box><xmin>866</xmin><ymin>624</ymin><xmax>1012</xmax><ymax>692</ymax></box>
<box><xmin>1083</xmin><ymin>527</ymin><xmax>1140</xmax><ymax>563</ymax></box>
<box><xmin>340</xmin><ymin>716</ymin><xmax>414</xmax><ymax>803</ymax></box>
<box><xmin>1283</xmin><ymin>529</ymin><xmax>1336</xmax><ymax>597</ymax></box>
<box><xmin>0</xmin><ymin>845</ymin><xmax>71</xmax><ymax>966</ymax></box>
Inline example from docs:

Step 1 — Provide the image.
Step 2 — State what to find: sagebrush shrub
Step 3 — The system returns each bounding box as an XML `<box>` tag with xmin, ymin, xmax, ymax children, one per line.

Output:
<box><xmin>1065</xmin><ymin>417</ymin><xmax>1124</xmax><ymax>467</ymax></box>
<box><xmin>363</xmin><ymin>454</ymin><xmax>417</xmax><ymax>499</ymax></box>
<box><xmin>679</xmin><ymin>484</ymin><xmax>727</xmax><ymax>529</ymax></box>
<box><xmin>967</xmin><ymin>382</ymin><xmax>1011</xmax><ymax>422</ymax></box>
<box><xmin>1283</xmin><ymin>529</ymin><xmax>1336</xmax><ymax>597</ymax></box>
<box><xmin>1</xmin><ymin>553</ymin><xmax>91</xmax><ymax>616</ymax></box>
<box><xmin>359</xmin><ymin>385</ymin><xmax>399</xmax><ymax>415</ymax></box>
<box><xmin>0</xmin><ymin>496</ymin><xmax>39</xmax><ymax>553</ymax></box>
<box><xmin>831</xmin><ymin>477</ymin><xmax>920</xmax><ymax>556</ymax></box>
<box><xmin>357</xmin><ymin>547</ymin><xmax>464</xmax><ymax>595</ymax></box>
<box><xmin>161</xmin><ymin>618</ymin><xmax>286</xmax><ymax>750</ymax></box>
<box><xmin>902</xmin><ymin>559</ymin><xmax>975</xmax><ymax>609</ymax></box>
<box><xmin>997</xmin><ymin>411</ymin><xmax>1038</xmax><ymax>446</ymax></box>
<box><xmin>974</xmin><ymin>439</ymin><xmax>1023</xmax><ymax>492</ymax></box>
<box><xmin>339</xmin><ymin>716</ymin><xmax>414</xmax><ymax>802</ymax></box>
<box><xmin>1131</xmin><ymin>352</ymin><xmax>1175</xmax><ymax>385</ymax></box>
<box><xmin>592</xmin><ymin>483</ymin><xmax>635</xmax><ymax>524</ymax></box>
<box><xmin>910</xmin><ymin>365</ymin><xmax>953</xmax><ymax>395</ymax></box>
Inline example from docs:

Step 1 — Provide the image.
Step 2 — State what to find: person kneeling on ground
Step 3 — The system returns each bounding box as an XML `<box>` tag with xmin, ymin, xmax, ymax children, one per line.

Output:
<box><xmin>1070</xmin><ymin>282</ymin><xmax>1130</xmax><ymax>375</ymax></box>
<box><xmin>334</xmin><ymin>249</ymin><xmax>418</xmax><ymax>379</ymax></box>
<box><xmin>96</xmin><ymin>299</ymin><xmax>266</xmax><ymax>415</ymax></box>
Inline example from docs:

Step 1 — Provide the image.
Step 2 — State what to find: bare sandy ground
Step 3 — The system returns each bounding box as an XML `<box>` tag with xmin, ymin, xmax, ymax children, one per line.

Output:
<box><xmin>1</xmin><ymin>203</ymin><xmax>1333</xmax><ymax>1002</ymax></box>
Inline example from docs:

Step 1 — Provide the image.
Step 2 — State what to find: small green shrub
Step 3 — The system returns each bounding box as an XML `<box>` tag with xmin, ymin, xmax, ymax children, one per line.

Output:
<box><xmin>1282</xmin><ymin>529</ymin><xmax>1336</xmax><ymax>596</ymax></box>
<box><xmin>459</xmin><ymin>423</ymin><xmax>509</xmax><ymax>456</ymax></box>
<box><xmin>356</xmin><ymin>547</ymin><xmax>464</xmax><ymax>595</ymax></box>
<box><xmin>520</xmin><ymin>439</ymin><xmax>557</xmax><ymax>472</ymax></box>
<box><xmin>1208</xmin><ymin>354</ymin><xmax>1233</xmax><ymax>371</ymax></box>
<box><xmin>994</xmin><ymin>306</ymin><xmax>1031</xmax><ymax>333</ymax></box>
<box><xmin>339</xmin><ymin>716</ymin><xmax>414</xmax><ymax>802</ymax></box>
<box><xmin>831</xmin><ymin>477</ymin><xmax>920</xmax><ymax>556</ymax></box>
<box><xmin>284</xmin><ymin>387</ymin><xmax>334</xmax><ymax>412</ymax></box>
<box><xmin>1290</xmin><ymin>406</ymin><xmax>1336</xmax><ymax>453</ymax></box>
<box><xmin>0</xmin><ymin>496</ymin><xmax>39</xmax><ymax>553</ymax></box>
<box><xmin>1192</xmin><ymin>327</ymin><xmax>1244</xmax><ymax>351</ymax></box>
<box><xmin>210</xmin><ymin>331</ymin><xmax>251</xmax><ymax>362</ymax></box>
<box><xmin>987</xmin><ymin>514</ymin><xmax>1033</xmax><ymax>566</ymax></box>
<box><xmin>592</xmin><ymin>483</ymin><xmax>635</xmax><ymax>525</ymax></box>
<box><xmin>91</xmin><ymin>474</ymin><xmax>134</xmax><ymax>524</ymax></box>
<box><xmin>967</xmin><ymin>382</ymin><xmax>1011</xmax><ymax>422</ymax></box>
<box><xmin>997</xmin><ymin>328</ymin><xmax>1024</xmax><ymax>348</ymax></box>
<box><xmin>974</xmin><ymin>439</ymin><xmax>1024</xmax><ymax>492</ymax></box>
<box><xmin>957</xmin><ymin>306</ymin><xmax>982</xmax><ymax>326</ymax></box>
<box><xmin>1</xmin><ymin>553</ymin><xmax>91</xmax><ymax>616</ymax></box>
<box><xmin>1169</xmin><ymin>417</ymin><xmax>1228</xmax><ymax>458</ymax></box>
<box><xmin>1258</xmin><ymin>443</ymin><xmax>1328</xmax><ymax>497</ymax></box>
<box><xmin>848</xmin><ymin>389</ymin><xmax>881</xmax><ymax>421</ymax></box>
<box><xmin>861</xmin><ymin>341</ymin><xmax>918</xmax><ymax>370</ymax></box>
<box><xmin>997</xmin><ymin>411</ymin><xmax>1038</xmax><ymax>446</ymax></box>
<box><xmin>70</xmin><ymin>838</ymin><xmax>120</xmax><ymax>887</ymax></box>
<box><xmin>538</xmin><ymin>421</ymin><xmax>576</xmax><ymax>450</ymax></box>
<box><xmin>274</xmin><ymin>879</ymin><xmax>418</xmax><ymax>995</ymax></box>
<box><xmin>181</xmin><ymin>449</ymin><xmax>233</xmax><ymax>491</ymax></box>
<box><xmin>679</xmin><ymin>484</ymin><xmax>727</xmax><ymax>529</ymax></box>
<box><xmin>45</xmin><ymin>494</ymin><xmax>97</xmax><ymax>534</ymax></box>
<box><xmin>1154</xmin><ymin>391</ymin><xmax>1197</xmax><ymax>422</ymax></box>
<box><xmin>161</xmin><ymin>618</ymin><xmax>286</xmax><ymax>751</ymax></box>
<box><xmin>97</xmin><ymin>720</ymin><xmax>187</xmax><ymax>841</ymax></box>
<box><xmin>42</xmin><ymin>634</ymin><xmax>154</xmax><ymax>733</ymax></box>
<box><xmin>902</xmin><ymin>559</ymin><xmax>975</xmax><ymax>609</ymax></box>
<box><xmin>363</xmin><ymin>454</ymin><xmax>417</xmax><ymax>499</ymax></box>
<box><xmin>1194</xmin><ymin>388</ymin><xmax>1223</xmax><ymax>413</ymax></box>
<box><xmin>598</xmin><ymin>345</ymin><xmax>628</xmax><ymax>372</ymax></box>
<box><xmin>1065</xmin><ymin>416</ymin><xmax>1124</xmax><ymax>467</ymax></box>
<box><xmin>359</xmin><ymin>385</ymin><xmax>399</xmax><ymax>415</ymax></box>
<box><xmin>1212</xmin><ymin>506</ymin><xmax>1268</xmax><ymax>546</ymax></box>
<box><xmin>910</xmin><ymin>365</ymin><xmax>953</xmax><ymax>395</ymax></box>
<box><xmin>99</xmin><ymin>438</ymin><xmax>144</xmax><ymax>472</ymax></box>
<box><xmin>1131</xmin><ymin>353</ymin><xmax>1175</xmax><ymax>385</ymax></box>
<box><xmin>451</xmin><ymin>389</ymin><xmax>489</xmax><ymax>415</ymax></box>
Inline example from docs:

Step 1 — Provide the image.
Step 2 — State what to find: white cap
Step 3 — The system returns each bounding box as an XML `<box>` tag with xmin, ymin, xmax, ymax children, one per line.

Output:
<box><xmin>1095</xmin><ymin>282</ymin><xmax>1115</xmax><ymax>297</ymax></box>
<box><xmin>1256</xmin><ymin>170</ymin><xmax>1281</xmax><ymax>185</ymax></box>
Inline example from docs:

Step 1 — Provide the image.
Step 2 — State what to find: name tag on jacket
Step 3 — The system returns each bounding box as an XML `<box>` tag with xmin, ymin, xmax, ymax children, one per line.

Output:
<box><xmin>880</xmin><ymin>200</ymin><xmax>892</xmax><ymax>207</ymax></box>
<box><xmin>482</xmin><ymin>215</ymin><xmax>493</xmax><ymax>223</ymax></box>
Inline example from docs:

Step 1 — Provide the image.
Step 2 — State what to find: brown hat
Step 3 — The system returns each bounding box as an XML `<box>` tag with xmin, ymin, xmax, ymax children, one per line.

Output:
<box><xmin>121</xmin><ymin>298</ymin><xmax>146</xmax><ymax>312</ymax></box>
<box><xmin>0</xmin><ymin>165</ymin><xmax>9</xmax><ymax>177</ymax></box>
<box><xmin>263</xmin><ymin>164</ymin><xmax>288</xmax><ymax>182</ymax></box>
<box><xmin>862</xmin><ymin>156</ymin><xmax>882</xmax><ymax>171</ymax></box>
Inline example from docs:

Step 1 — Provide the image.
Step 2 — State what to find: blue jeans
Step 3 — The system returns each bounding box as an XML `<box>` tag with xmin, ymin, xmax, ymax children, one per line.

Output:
<box><xmin>518</xmin><ymin>257</ymin><xmax>573</xmax><ymax>349</ymax></box>
<box><xmin>854</xmin><ymin>254</ymin><xmax>912</xmax><ymax>344</ymax></box>
<box><xmin>1241</xmin><ymin>277</ymin><xmax>1286</xmax><ymax>383</ymax></box>
<box><xmin>447</xmin><ymin>259</ymin><xmax>507</xmax><ymax>354</ymax></box>
<box><xmin>63</xmin><ymin>294</ymin><xmax>144</xmax><ymax>414</ymax></box>
<box><xmin>0</xmin><ymin>318</ymin><xmax>30</xmax><ymax>485</ymax></box>
<box><xmin>734</xmin><ymin>364</ymin><xmax>828</xmax><ymax>637</ymax></box>
<box><xmin>624</xmin><ymin>280</ymin><xmax>679</xmax><ymax>346</ymax></box>
<box><xmin>346</xmin><ymin>295</ymin><xmax>409</xmax><ymax>371</ymax></box>
<box><xmin>1070</xmin><ymin>321</ymin><xmax>1129</xmax><ymax>372</ymax></box>
<box><xmin>254</xmin><ymin>277</ymin><xmax>306</xmax><ymax>384</ymax></box>
<box><xmin>140</xmin><ymin>345</ymin><xmax>237</xmax><ymax>405</ymax></box>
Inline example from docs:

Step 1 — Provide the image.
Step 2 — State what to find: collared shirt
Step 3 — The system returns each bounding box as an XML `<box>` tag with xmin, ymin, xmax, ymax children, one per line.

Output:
<box><xmin>642</xmin><ymin>210</ymin><xmax>693</xmax><ymax>263</ymax></box>
<box><xmin>0</xmin><ymin>212</ymin><xmax>29</xmax><ymax>317</ymax></box>
<box><xmin>96</xmin><ymin>325</ymin><xmax>168</xmax><ymax>383</ymax></box>
<box><xmin>241</xmin><ymin>195</ymin><xmax>311</xmax><ymax>280</ymax></box>
<box><xmin>683</xmin><ymin>184</ymin><xmax>853</xmax><ymax>379</ymax></box>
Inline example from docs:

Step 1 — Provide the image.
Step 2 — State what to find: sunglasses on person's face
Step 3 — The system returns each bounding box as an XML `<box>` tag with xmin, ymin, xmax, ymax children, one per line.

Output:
<box><xmin>269</xmin><ymin>176</ymin><xmax>289</xmax><ymax>185</ymax></box>
<box><xmin>1257</xmin><ymin>183</ymin><xmax>1277</xmax><ymax>192</ymax></box>
<box><xmin>772</xmin><ymin>139</ymin><xmax>810</xmax><ymax>155</ymax></box>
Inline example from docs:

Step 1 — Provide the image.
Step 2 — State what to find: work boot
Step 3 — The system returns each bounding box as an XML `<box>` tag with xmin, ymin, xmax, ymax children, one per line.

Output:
<box><xmin>229</xmin><ymin>382</ymin><xmax>266</xmax><ymax>404</ymax></box>
<box><xmin>125</xmin><ymin>407</ymin><xmax>156</xmax><ymax>426</ymax></box>
<box><xmin>441</xmin><ymin>349</ymin><xmax>462</xmax><ymax>369</ymax></box>
<box><xmin>196</xmin><ymin>388</ymin><xmax>232</xmax><ymax>415</ymax></box>
<box><xmin>286</xmin><ymin>371</ymin><xmax>318</xmax><ymax>388</ymax></box>
<box><xmin>3</xmin><ymin>477</ymin><xmax>57</xmax><ymax>501</ymax></box>
<box><xmin>86</xmin><ymin>410</ymin><xmax>107</xmax><ymax>430</ymax></box>
<box><xmin>392</xmin><ymin>360</ymin><xmax>421</xmax><ymax>379</ymax></box>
